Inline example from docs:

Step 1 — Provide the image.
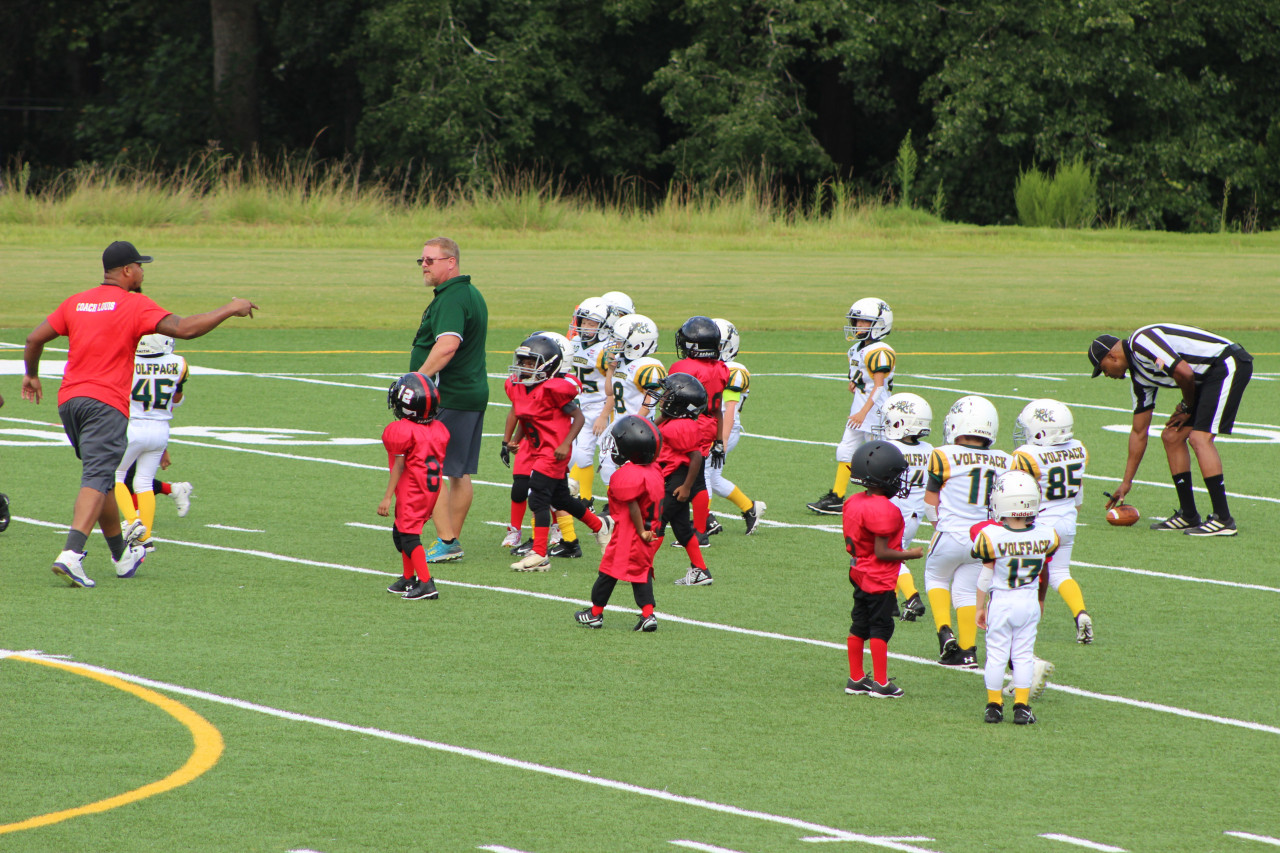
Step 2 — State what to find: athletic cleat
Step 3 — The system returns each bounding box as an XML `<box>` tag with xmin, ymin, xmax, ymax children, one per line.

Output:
<box><xmin>806</xmin><ymin>490</ymin><xmax>844</xmax><ymax>515</ymax></box>
<box><xmin>1003</xmin><ymin>680</ymin><xmax>1016</xmax><ymax>698</ymax></box>
<box><xmin>673</xmin><ymin>567</ymin><xmax>713</xmax><ymax>586</ymax></box>
<box><xmin>0</xmin><ymin>492</ymin><xmax>9</xmax><ymax>532</ymax></box>
<box><xmin>387</xmin><ymin>577</ymin><xmax>413</xmax><ymax>594</ymax></box>
<box><xmin>633</xmin><ymin>614</ymin><xmax>658</xmax><ymax>632</ymax></box>
<box><xmin>549</xmin><ymin>525</ymin><xmax>563</xmax><ymax>547</ymax></box>
<box><xmin>669</xmin><ymin>531</ymin><xmax>710</xmax><ymax>549</ymax></box>
<box><xmin>52</xmin><ymin>550</ymin><xmax>94</xmax><ymax>588</ymax></box>
<box><xmin>140</xmin><ymin>539</ymin><xmax>157</xmax><ymax>554</ymax></box>
<box><xmin>112</xmin><ymin>543</ymin><xmax>147</xmax><ymax>579</ymax></box>
<box><xmin>574</xmin><ymin>608</ymin><xmax>603</xmax><ymax>628</ymax></box>
<box><xmin>511</xmin><ymin>537</ymin><xmax>535</xmax><ymax>557</ymax></box>
<box><xmin>984</xmin><ymin>702</ymin><xmax>1004</xmax><ymax>724</ymax></box>
<box><xmin>170</xmin><ymin>482</ymin><xmax>193</xmax><ymax>517</ymax></box>
<box><xmin>937</xmin><ymin>625</ymin><xmax>959</xmax><ymax>657</ymax></box>
<box><xmin>1184</xmin><ymin>514</ymin><xmax>1237</xmax><ymax>537</ymax></box>
<box><xmin>845</xmin><ymin>675</ymin><xmax>874</xmax><ymax>695</ymax></box>
<box><xmin>501</xmin><ymin>525</ymin><xmax>521</xmax><ymax>548</ymax></box>
<box><xmin>867</xmin><ymin>678</ymin><xmax>904</xmax><ymax>699</ymax></box>
<box><xmin>938</xmin><ymin>647</ymin><xmax>968</xmax><ymax>667</ymax></box>
<box><xmin>743</xmin><ymin>500</ymin><xmax>766</xmax><ymax>535</ymax></box>
<box><xmin>121</xmin><ymin>519</ymin><xmax>147</xmax><ymax>547</ymax></box>
<box><xmin>1030</xmin><ymin>657</ymin><xmax>1055</xmax><ymax>700</ymax></box>
<box><xmin>402</xmin><ymin>578</ymin><xmax>439</xmax><ymax>600</ymax></box>
<box><xmin>705</xmin><ymin>515</ymin><xmax>723</xmax><ymax>536</ymax></box>
<box><xmin>900</xmin><ymin>592</ymin><xmax>926</xmax><ymax>622</ymax></box>
<box><xmin>1013</xmin><ymin>703</ymin><xmax>1037</xmax><ymax>725</ymax></box>
<box><xmin>425</xmin><ymin>539</ymin><xmax>464</xmax><ymax>563</ymax></box>
<box><xmin>548</xmin><ymin>539</ymin><xmax>583</xmax><ymax>558</ymax></box>
<box><xmin>1075</xmin><ymin>611</ymin><xmax>1094</xmax><ymax>644</ymax></box>
<box><xmin>960</xmin><ymin>647</ymin><xmax>979</xmax><ymax>669</ymax></box>
<box><xmin>594</xmin><ymin>514</ymin><xmax>614</xmax><ymax>548</ymax></box>
<box><xmin>511</xmin><ymin>552</ymin><xmax>551</xmax><ymax>572</ymax></box>
<box><xmin>1150</xmin><ymin>508</ymin><xmax>1200</xmax><ymax>530</ymax></box>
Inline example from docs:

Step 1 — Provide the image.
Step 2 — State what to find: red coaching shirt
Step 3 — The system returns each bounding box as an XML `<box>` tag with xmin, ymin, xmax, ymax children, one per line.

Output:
<box><xmin>842</xmin><ymin>492</ymin><xmax>906</xmax><ymax>592</ymax></box>
<box><xmin>382</xmin><ymin>418</ymin><xmax>451</xmax><ymax>534</ymax></box>
<box><xmin>505</xmin><ymin>375</ymin><xmax>581</xmax><ymax>477</ymax></box>
<box><xmin>655</xmin><ymin>416</ymin><xmax>716</xmax><ymax>476</ymax></box>
<box><xmin>47</xmin><ymin>285</ymin><xmax>173</xmax><ymax>416</ymax></box>
<box><xmin>670</xmin><ymin>357</ymin><xmax>730</xmax><ymax>418</ymax></box>
<box><xmin>599</xmin><ymin>461</ymin><xmax>665</xmax><ymax>583</ymax></box>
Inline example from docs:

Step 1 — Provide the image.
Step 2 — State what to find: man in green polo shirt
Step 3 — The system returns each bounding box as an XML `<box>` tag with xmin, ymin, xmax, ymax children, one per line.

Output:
<box><xmin>410</xmin><ymin>236</ymin><xmax>489</xmax><ymax>562</ymax></box>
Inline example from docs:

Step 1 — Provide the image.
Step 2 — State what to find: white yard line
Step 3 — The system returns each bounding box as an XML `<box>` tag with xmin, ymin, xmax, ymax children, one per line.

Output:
<box><xmin>1225</xmin><ymin>832</ymin><xmax>1280</xmax><ymax>847</ymax></box>
<box><xmin>1038</xmin><ymin>834</ymin><xmax>1127</xmax><ymax>852</ymax></box>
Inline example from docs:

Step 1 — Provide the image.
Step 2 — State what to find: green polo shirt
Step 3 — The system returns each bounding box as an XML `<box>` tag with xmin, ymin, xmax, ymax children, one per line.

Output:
<box><xmin>409</xmin><ymin>274</ymin><xmax>489</xmax><ymax>412</ymax></box>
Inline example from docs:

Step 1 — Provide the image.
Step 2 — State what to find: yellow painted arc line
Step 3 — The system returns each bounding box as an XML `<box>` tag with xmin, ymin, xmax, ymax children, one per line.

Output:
<box><xmin>0</xmin><ymin>654</ymin><xmax>224</xmax><ymax>835</ymax></box>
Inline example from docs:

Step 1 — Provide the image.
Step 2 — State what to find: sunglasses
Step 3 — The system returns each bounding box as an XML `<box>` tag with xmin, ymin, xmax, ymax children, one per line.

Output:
<box><xmin>415</xmin><ymin>256</ymin><xmax>455</xmax><ymax>267</ymax></box>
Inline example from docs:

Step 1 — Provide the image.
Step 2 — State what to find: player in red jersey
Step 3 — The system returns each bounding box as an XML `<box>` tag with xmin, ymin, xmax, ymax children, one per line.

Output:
<box><xmin>379</xmin><ymin>373</ymin><xmax>451</xmax><ymax>600</ymax></box>
<box><xmin>503</xmin><ymin>335</ymin><xmax>612</xmax><ymax>571</ymax></box>
<box><xmin>649</xmin><ymin>373</ymin><xmax>717</xmax><ymax>586</ymax></box>
<box><xmin>669</xmin><ymin>315</ymin><xmax>732</xmax><ymax>544</ymax></box>
<box><xmin>574</xmin><ymin>416</ymin><xmax>666</xmax><ymax>630</ymax></box>
<box><xmin>842</xmin><ymin>441</ymin><xmax>924</xmax><ymax>698</ymax></box>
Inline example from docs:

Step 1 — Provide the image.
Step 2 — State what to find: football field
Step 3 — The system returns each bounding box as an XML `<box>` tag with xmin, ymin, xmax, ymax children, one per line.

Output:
<box><xmin>1</xmin><ymin>243</ymin><xmax>1279</xmax><ymax>852</ymax></box>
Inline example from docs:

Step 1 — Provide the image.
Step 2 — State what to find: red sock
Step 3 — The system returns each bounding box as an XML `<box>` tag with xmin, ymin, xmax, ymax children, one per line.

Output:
<box><xmin>591</xmin><ymin>605</ymin><xmax>604</xmax><ymax>616</ymax></box>
<box><xmin>641</xmin><ymin>604</ymin><xmax>654</xmax><ymax>618</ymax></box>
<box><xmin>581</xmin><ymin>508</ymin><xmax>602</xmax><ymax>534</ymax></box>
<box><xmin>870</xmin><ymin>638</ymin><xmax>889</xmax><ymax>684</ymax></box>
<box><xmin>409</xmin><ymin>546</ymin><xmax>432</xmax><ymax>582</ymax></box>
<box><xmin>685</xmin><ymin>536</ymin><xmax>706</xmax><ymax>570</ymax></box>
<box><xmin>847</xmin><ymin>635</ymin><xmax>865</xmax><ymax>680</ymax></box>
<box><xmin>130</xmin><ymin>493</ymin><xmax>140</xmax><ymax>510</ymax></box>
<box><xmin>156</xmin><ymin>481</ymin><xmax>171</xmax><ymax>495</ymax></box>
<box><xmin>400</xmin><ymin>552</ymin><xmax>414</xmax><ymax>580</ymax></box>
<box><xmin>533</xmin><ymin>526</ymin><xmax>550</xmax><ymax>556</ymax></box>
<box><xmin>693</xmin><ymin>491</ymin><xmax>709</xmax><ymax>533</ymax></box>
<box><xmin>510</xmin><ymin>500</ymin><xmax>527</xmax><ymax>529</ymax></box>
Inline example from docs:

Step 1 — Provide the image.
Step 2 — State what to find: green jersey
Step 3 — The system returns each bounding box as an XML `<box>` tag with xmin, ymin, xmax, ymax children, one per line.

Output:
<box><xmin>409</xmin><ymin>275</ymin><xmax>489</xmax><ymax>412</ymax></box>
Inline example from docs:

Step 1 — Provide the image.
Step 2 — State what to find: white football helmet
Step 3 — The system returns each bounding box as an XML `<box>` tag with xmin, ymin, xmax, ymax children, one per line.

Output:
<box><xmin>943</xmin><ymin>395</ymin><xmax>999</xmax><ymax>446</ymax></box>
<box><xmin>990</xmin><ymin>470</ymin><xmax>1041</xmax><ymax>519</ymax></box>
<box><xmin>570</xmin><ymin>297</ymin><xmax>610</xmax><ymax>345</ymax></box>
<box><xmin>532</xmin><ymin>330</ymin><xmax>575</xmax><ymax>374</ymax></box>
<box><xmin>609</xmin><ymin>313</ymin><xmax>659</xmax><ymax>362</ymax></box>
<box><xmin>136</xmin><ymin>334</ymin><xmax>175</xmax><ymax>356</ymax></box>
<box><xmin>600</xmin><ymin>291</ymin><xmax>635</xmax><ymax>330</ymax></box>
<box><xmin>844</xmin><ymin>298</ymin><xmax>893</xmax><ymax>342</ymax></box>
<box><xmin>712</xmin><ymin>318</ymin><xmax>739</xmax><ymax>362</ymax></box>
<box><xmin>1014</xmin><ymin>398</ymin><xmax>1074</xmax><ymax>446</ymax></box>
<box><xmin>879</xmin><ymin>392</ymin><xmax>933</xmax><ymax>441</ymax></box>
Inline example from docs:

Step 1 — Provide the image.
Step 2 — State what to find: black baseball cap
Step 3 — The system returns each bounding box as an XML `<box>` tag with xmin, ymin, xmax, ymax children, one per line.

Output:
<box><xmin>102</xmin><ymin>241</ymin><xmax>153</xmax><ymax>271</ymax></box>
<box><xmin>1088</xmin><ymin>334</ymin><xmax>1121</xmax><ymax>377</ymax></box>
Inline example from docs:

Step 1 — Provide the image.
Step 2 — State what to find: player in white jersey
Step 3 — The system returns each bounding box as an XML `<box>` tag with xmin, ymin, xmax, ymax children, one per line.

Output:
<box><xmin>923</xmin><ymin>395</ymin><xmax>1011</xmax><ymax>667</ymax></box>
<box><xmin>701</xmin><ymin>319</ymin><xmax>766</xmax><ymax>536</ymax></box>
<box><xmin>974</xmin><ymin>470</ymin><xmax>1060</xmax><ymax>725</ymax></box>
<box><xmin>113</xmin><ymin>334</ymin><xmax>188</xmax><ymax>555</ymax></box>
<box><xmin>567</xmin><ymin>297</ymin><xmax>616</xmax><ymax>505</ymax></box>
<box><xmin>598</xmin><ymin>314</ymin><xmax>666</xmax><ymax>488</ymax></box>
<box><xmin>878</xmin><ymin>392</ymin><xmax>933</xmax><ymax>621</ymax></box>
<box><xmin>1011</xmin><ymin>399</ymin><xmax>1094</xmax><ymax>644</ymax></box>
<box><xmin>807</xmin><ymin>298</ymin><xmax>896</xmax><ymax>515</ymax></box>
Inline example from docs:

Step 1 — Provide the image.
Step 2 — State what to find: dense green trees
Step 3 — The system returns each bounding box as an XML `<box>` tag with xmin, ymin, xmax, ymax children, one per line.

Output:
<box><xmin>3</xmin><ymin>0</ymin><xmax>1277</xmax><ymax>229</ymax></box>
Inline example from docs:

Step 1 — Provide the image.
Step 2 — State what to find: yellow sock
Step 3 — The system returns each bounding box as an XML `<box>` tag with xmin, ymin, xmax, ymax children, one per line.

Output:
<box><xmin>927</xmin><ymin>588</ymin><xmax>952</xmax><ymax>633</ymax></box>
<box><xmin>1058</xmin><ymin>578</ymin><xmax>1087</xmax><ymax>617</ymax></box>
<box><xmin>557</xmin><ymin>511</ymin><xmax>578</xmax><ymax>543</ymax></box>
<box><xmin>1015</xmin><ymin>687</ymin><xmax>1030</xmax><ymax>705</ymax></box>
<box><xmin>897</xmin><ymin>572</ymin><xmax>919</xmax><ymax>600</ymax></box>
<box><xmin>987</xmin><ymin>690</ymin><xmax>1004</xmax><ymax>705</ymax></box>
<box><xmin>956</xmin><ymin>605</ymin><xmax>977</xmax><ymax>650</ymax></box>
<box><xmin>726</xmin><ymin>486</ymin><xmax>753</xmax><ymax>512</ymax></box>
<box><xmin>114</xmin><ymin>482</ymin><xmax>140</xmax><ymax>527</ymax></box>
<box><xmin>136</xmin><ymin>490</ymin><xmax>156</xmax><ymax>542</ymax></box>
<box><xmin>570</xmin><ymin>465</ymin><xmax>594</xmax><ymax>502</ymax></box>
<box><xmin>832</xmin><ymin>462</ymin><xmax>852</xmax><ymax>498</ymax></box>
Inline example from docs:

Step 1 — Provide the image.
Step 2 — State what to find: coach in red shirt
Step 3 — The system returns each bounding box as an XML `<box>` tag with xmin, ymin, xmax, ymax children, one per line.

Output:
<box><xmin>22</xmin><ymin>241</ymin><xmax>258</xmax><ymax>588</ymax></box>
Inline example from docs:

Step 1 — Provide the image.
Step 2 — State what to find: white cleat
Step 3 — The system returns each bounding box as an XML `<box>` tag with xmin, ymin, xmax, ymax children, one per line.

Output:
<box><xmin>120</xmin><ymin>519</ymin><xmax>147</xmax><ymax>547</ymax></box>
<box><xmin>52</xmin><ymin>550</ymin><xmax>94</xmax><ymax>588</ymax></box>
<box><xmin>511</xmin><ymin>552</ymin><xmax>551</xmax><ymax>572</ymax></box>
<box><xmin>170</xmin><ymin>482</ymin><xmax>193</xmax><ymax>517</ymax></box>
<box><xmin>500</xmin><ymin>525</ymin><xmax>521</xmax><ymax>548</ymax></box>
<box><xmin>113</xmin><ymin>543</ymin><xmax>147</xmax><ymax>579</ymax></box>
<box><xmin>594</xmin><ymin>514</ymin><xmax>614</xmax><ymax>548</ymax></box>
<box><xmin>1030</xmin><ymin>657</ymin><xmax>1056</xmax><ymax>700</ymax></box>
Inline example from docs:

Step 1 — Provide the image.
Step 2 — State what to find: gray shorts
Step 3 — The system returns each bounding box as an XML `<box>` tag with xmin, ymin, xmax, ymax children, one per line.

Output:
<box><xmin>59</xmin><ymin>397</ymin><xmax>129</xmax><ymax>493</ymax></box>
<box><xmin>437</xmin><ymin>408</ymin><xmax>484</xmax><ymax>478</ymax></box>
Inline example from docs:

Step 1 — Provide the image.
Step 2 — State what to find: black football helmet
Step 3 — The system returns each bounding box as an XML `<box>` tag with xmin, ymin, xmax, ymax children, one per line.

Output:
<box><xmin>388</xmin><ymin>372</ymin><xmax>440</xmax><ymax>424</ymax></box>
<box><xmin>510</xmin><ymin>334</ymin><xmax>564</xmax><ymax>385</ymax></box>
<box><xmin>609</xmin><ymin>415</ymin><xmax>661</xmax><ymax>466</ymax></box>
<box><xmin>675</xmin><ymin>315</ymin><xmax>721</xmax><ymax>360</ymax></box>
<box><xmin>650</xmin><ymin>372</ymin><xmax>708</xmax><ymax>420</ymax></box>
<box><xmin>850</xmin><ymin>440</ymin><xmax>910</xmax><ymax>498</ymax></box>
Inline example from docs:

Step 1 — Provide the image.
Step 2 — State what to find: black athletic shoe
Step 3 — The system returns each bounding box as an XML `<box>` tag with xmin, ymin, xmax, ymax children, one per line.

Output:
<box><xmin>705</xmin><ymin>515</ymin><xmax>723</xmax><ymax>536</ymax></box>
<box><xmin>633</xmin><ymin>614</ymin><xmax>658</xmax><ymax>632</ymax></box>
<box><xmin>1013</xmin><ymin>703</ymin><xmax>1037</xmax><ymax>725</ymax></box>
<box><xmin>984</xmin><ymin>702</ymin><xmax>1004</xmax><ymax>724</ymax></box>
<box><xmin>387</xmin><ymin>577</ymin><xmax>413</xmax><ymax>594</ymax></box>
<box><xmin>402</xmin><ymin>578</ymin><xmax>439</xmax><ymax>600</ymax></box>
<box><xmin>806</xmin><ymin>490</ymin><xmax>844</xmax><ymax>515</ymax></box>
<box><xmin>1184</xmin><ymin>514</ymin><xmax>1237</xmax><ymax>537</ymax></box>
<box><xmin>742</xmin><ymin>500</ymin><xmax>766</xmax><ymax>535</ymax></box>
<box><xmin>938</xmin><ymin>625</ymin><xmax>959</xmax><ymax>657</ymax></box>
<box><xmin>0</xmin><ymin>492</ymin><xmax>9</xmax><ymax>533</ymax></box>
<box><xmin>900</xmin><ymin>592</ymin><xmax>926</xmax><ymax>622</ymax></box>
<box><xmin>511</xmin><ymin>537</ymin><xmax>536</xmax><ymax>556</ymax></box>
<box><xmin>845</xmin><ymin>675</ymin><xmax>874</xmax><ymax>695</ymax></box>
<box><xmin>575</xmin><ymin>608</ymin><xmax>603</xmax><ymax>629</ymax></box>
<box><xmin>548</xmin><ymin>539</ymin><xmax>583</xmax><ymax>558</ymax></box>
<box><xmin>669</xmin><ymin>531</ymin><xmax>710</xmax><ymax>549</ymax></box>
<box><xmin>1150</xmin><ymin>508</ymin><xmax>1201</xmax><ymax>530</ymax></box>
<box><xmin>867</xmin><ymin>678</ymin><xmax>904</xmax><ymax>699</ymax></box>
<box><xmin>960</xmin><ymin>646</ymin><xmax>979</xmax><ymax>669</ymax></box>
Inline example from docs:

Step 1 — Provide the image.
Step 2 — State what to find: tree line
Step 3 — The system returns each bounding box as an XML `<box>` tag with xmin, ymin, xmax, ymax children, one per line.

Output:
<box><xmin>3</xmin><ymin>0</ymin><xmax>1278</xmax><ymax>230</ymax></box>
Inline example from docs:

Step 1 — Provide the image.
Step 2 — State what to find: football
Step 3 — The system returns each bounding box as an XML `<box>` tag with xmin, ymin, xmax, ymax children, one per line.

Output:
<box><xmin>1106</xmin><ymin>504</ymin><xmax>1141</xmax><ymax>526</ymax></box>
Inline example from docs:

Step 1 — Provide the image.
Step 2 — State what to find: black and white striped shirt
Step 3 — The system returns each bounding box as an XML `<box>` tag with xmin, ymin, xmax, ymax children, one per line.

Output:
<box><xmin>1125</xmin><ymin>324</ymin><xmax>1236</xmax><ymax>413</ymax></box>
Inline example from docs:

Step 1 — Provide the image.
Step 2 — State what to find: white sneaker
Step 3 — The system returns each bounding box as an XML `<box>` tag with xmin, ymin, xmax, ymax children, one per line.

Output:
<box><xmin>673</xmin><ymin>567</ymin><xmax>713</xmax><ymax>586</ymax></box>
<box><xmin>170</xmin><ymin>482</ymin><xmax>193</xmax><ymax>517</ymax></box>
<box><xmin>549</xmin><ymin>525</ymin><xmax>563</xmax><ymax>547</ymax></box>
<box><xmin>1030</xmin><ymin>657</ymin><xmax>1055</xmax><ymax>700</ymax></box>
<box><xmin>113</xmin><ymin>543</ymin><xmax>147</xmax><ymax>579</ymax></box>
<box><xmin>511</xmin><ymin>552</ymin><xmax>550</xmax><ymax>572</ymax></box>
<box><xmin>501</xmin><ymin>525</ymin><xmax>521</xmax><ymax>548</ymax></box>
<box><xmin>1075</xmin><ymin>611</ymin><xmax>1094</xmax><ymax>644</ymax></box>
<box><xmin>52</xmin><ymin>550</ymin><xmax>95</xmax><ymax>588</ymax></box>
<box><xmin>121</xmin><ymin>519</ymin><xmax>147</xmax><ymax>546</ymax></box>
<box><xmin>594</xmin><ymin>514</ymin><xmax>614</xmax><ymax>548</ymax></box>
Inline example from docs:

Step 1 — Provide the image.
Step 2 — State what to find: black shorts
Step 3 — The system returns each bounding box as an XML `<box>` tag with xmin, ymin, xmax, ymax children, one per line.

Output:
<box><xmin>437</xmin><ymin>408</ymin><xmax>484</xmax><ymax>477</ymax></box>
<box><xmin>58</xmin><ymin>397</ymin><xmax>128</xmax><ymax>493</ymax></box>
<box><xmin>849</xmin><ymin>580</ymin><xmax>899</xmax><ymax>642</ymax></box>
<box><xmin>1192</xmin><ymin>346</ymin><xmax>1252</xmax><ymax>435</ymax></box>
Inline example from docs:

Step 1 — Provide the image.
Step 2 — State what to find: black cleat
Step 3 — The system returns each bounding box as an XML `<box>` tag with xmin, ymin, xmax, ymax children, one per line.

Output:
<box><xmin>806</xmin><ymin>490</ymin><xmax>844</xmax><ymax>515</ymax></box>
<box><xmin>1013</xmin><ymin>703</ymin><xmax>1037</xmax><ymax>725</ymax></box>
<box><xmin>900</xmin><ymin>592</ymin><xmax>926</xmax><ymax>622</ymax></box>
<box><xmin>575</xmin><ymin>608</ymin><xmax>603</xmax><ymax>628</ymax></box>
<box><xmin>845</xmin><ymin>675</ymin><xmax>874</xmax><ymax>695</ymax></box>
<box><xmin>705</xmin><ymin>515</ymin><xmax>723</xmax><ymax>536</ymax></box>
<box><xmin>402</xmin><ymin>578</ymin><xmax>439</xmax><ymax>600</ymax></box>
<box><xmin>960</xmin><ymin>647</ymin><xmax>979</xmax><ymax>669</ymax></box>
<box><xmin>387</xmin><ymin>577</ymin><xmax>413</xmax><ymax>594</ymax></box>
<box><xmin>1150</xmin><ymin>508</ymin><xmax>1201</xmax><ymax>530</ymax></box>
<box><xmin>511</xmin><ymin>537</ymin><xmax>535</xmax><ymax>556</ymax></box>
<box><xmin>984</xmin><ymin>702</ymin><xmax>1004</xmax><ymax>724</ymax></box>
<box><xmin>633</xmin><ymin>614</ymin><xmax>658</xmax><ymax>632</ymax></box>
<box><xmin>548</xmin><ymin>539</ymin><xmax>583</xmax><ymax>558</ymax></box>
<box><xmin>1184</xmin><ymin>514</ymin><xmax>1237</xmax><ymax>537</ymax></box>
<box><xmin>0</xmin><ymin>492</ymin><xmax>9</xmax><ymax>533</ymax></box>
<box><xmin>867</xmin><ymin>678</ymin><xmax>904</xmax><ymax>699</ymax></box>
<box><xmin>742</xmin><ymin>501</ymin><xmax>766</xmax><ymax>535</ymax></box>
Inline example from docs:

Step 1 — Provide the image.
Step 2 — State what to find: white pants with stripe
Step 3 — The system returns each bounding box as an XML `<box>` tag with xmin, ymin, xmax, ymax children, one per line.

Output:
<box><xmin>983</xmin><ymin>590</ymin><xmax>1042</xmax><ymax>692</ymax></box>
<box><xmin>114</xmin><ymin>418</ymin><xmax>170</xmax><ymax>492</ymax></box>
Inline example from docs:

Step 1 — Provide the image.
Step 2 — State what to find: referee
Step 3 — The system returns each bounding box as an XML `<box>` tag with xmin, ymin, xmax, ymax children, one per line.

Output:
<box><xmin>1088</xmin><ymin>324</ymin><xmax>1253</xmax><ymax>536</ymax></box>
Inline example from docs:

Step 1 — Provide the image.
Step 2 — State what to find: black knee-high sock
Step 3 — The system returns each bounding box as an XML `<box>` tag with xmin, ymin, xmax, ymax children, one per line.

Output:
<box><xmin>1204</xmin><ymin>474</ymin><xmax>1231</xmax><ymax>520</ymax></box>
<box><xmin>1172</xmin><ymin>472</ymin><xmax>1198</xmax><ymax>517</ymax></box>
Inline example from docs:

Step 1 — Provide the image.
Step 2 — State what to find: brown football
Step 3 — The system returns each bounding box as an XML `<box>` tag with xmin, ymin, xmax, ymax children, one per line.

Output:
<box><xmin>1106</xmin><ymin>504</ymin><xmax>1141</xmax><ymax>526</ymax></box>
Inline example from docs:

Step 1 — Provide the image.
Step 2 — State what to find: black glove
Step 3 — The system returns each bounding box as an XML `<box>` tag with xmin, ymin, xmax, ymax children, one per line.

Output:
<box><xmin>500</xmin><ymin>443</ymin><xmax>512</xmax><ymax>468</ymax></box>
<box><xmin>710</xmin><ymin>440</ymin><xmax>726</xmax><ymax>469</ymax></box>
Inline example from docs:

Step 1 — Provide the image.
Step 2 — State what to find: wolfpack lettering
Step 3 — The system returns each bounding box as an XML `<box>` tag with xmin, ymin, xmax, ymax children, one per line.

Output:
<box><xmin>75</xmin><ymin>301</ymin><xmax>117</xmax><ymax>312</ymax></box>
<box><xmin>903</xmin><ymin>451</ymin><xmax>930</xmax><ymax>467</ymax></box>
<box><xmin>135</xmin><ymin>362</ymin><xmax>182</xmax><ymax>376</ymax></box>
<box><xmin>948</xmin><ymin>451</ymin><xmax>1009</xmax><ymax>468</ymax></box>
<box><xmin>997</xmin><ymin>538</ymin><xmax>1055</xmax><ymax>557</ymax></box>
<box><xmin>1034</xmin><ymin>447</ymin><xmax>1086</xmax><ymax>464</ymax></box>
